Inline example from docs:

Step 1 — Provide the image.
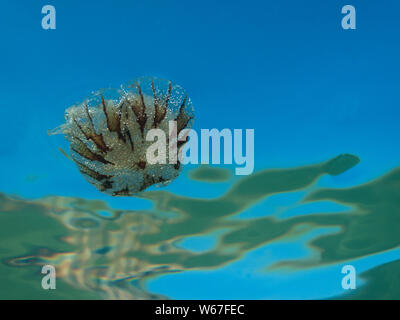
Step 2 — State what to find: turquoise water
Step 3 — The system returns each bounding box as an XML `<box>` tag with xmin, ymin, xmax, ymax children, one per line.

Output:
<box><xmin>0</xmin><ymin>0</ymin><xmax>399</xmax><ymax>299</ymax></box>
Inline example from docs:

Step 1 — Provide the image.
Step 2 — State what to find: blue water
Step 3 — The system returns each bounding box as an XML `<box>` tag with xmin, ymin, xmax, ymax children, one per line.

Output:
<box><xmin>0</xmin><ymin>0</ymin><xmax>399</xmax><ymax>299</ymax></box>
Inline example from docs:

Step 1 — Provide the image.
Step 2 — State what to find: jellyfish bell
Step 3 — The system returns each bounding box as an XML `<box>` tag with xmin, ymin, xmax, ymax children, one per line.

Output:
<box><xmin>49</xmin><ymin>77</ymin><xmax>195</xmax><ymax>196</ymax></box>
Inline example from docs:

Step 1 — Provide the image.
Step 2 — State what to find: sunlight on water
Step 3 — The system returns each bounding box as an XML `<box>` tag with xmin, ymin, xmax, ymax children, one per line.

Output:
<box><xmin>0</xmin><ymin>154</ymin><xmax>399</xmax><ymax>299</ymax></box>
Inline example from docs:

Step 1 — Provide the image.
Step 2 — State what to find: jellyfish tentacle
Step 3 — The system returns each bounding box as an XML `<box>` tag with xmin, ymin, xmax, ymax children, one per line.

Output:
<box><xmin>165</xmin><ymin>81</ymin><xmax>172</xmax><ymax>109</ymax></box>
<box><xmin>84</xmin><ymin>102</ymin><xmax>96</xmax><ymax>131</ymax></box>
<box><xmin>75</xmin><ymin>160</ymin><xmax>113</xmax><ymax>182</ymax></box>
<box><xmin>124</xmin><ymin>124</ymin><xmax>134</xmax><ymax>151</ymax></box>
<box><xmin>71</xmin><ymin>137</ymin><xmax>114</xmax><ymax>165</ymax></box>
<box><xmin>118</xmin><ymin>98</ymin><xmax>135</xmax><ymax>150</ymax></box>
<box><xmin>141</xmin><ymin>173</ymin><xmax>157</xmax><ymax>191</ymax></box>
<box><xmin>137</xmin><ymin>161</ymin><xmax>146</xmax><ymax>169</ymax></box>
<box><xmin>120</xmin><ymin>97</ymin><xmax>130</xmax><ymax>121</ymax></box>
<box><xmin>151</xmin><ymin>79</ymin><xmax>166</xmax><ymax>128</ymax></box>
<box><xmin>75</xmin><ymin>160</ymin><xmax>113</xmax><ymax>192</ymax></box>
<box><xmin>73</xmin><ymin>115</ymin><xmax>109</xmax><ymax>153</ymax></box>
<box><xmin>113</xmin><ymin>186</ymin><xmax>130</xmax><ymax>196</ymax></box>
<box><xmin>130</xmin><ymin>83</ymin><xmax>147</xmax><ymax>136</ymax></box>
<box><xmin>101</xmin><ymin>94</ymin><xmax>125</xmax><ymax>142</ymax></box>
<box><xmin>136</xmin><ymin>82</ymin><xmax>146</xmax><ymax>112</ymax></box>
<box><xmin>175</xmin><ymin>95</ymin><xmax>193</xmax><ymax>134</ymax></box>
<box><xmin>100</xmin><ymin>179</ymin><xmax>113</xmax><ymax>191</ymax></box>
<box><xmin>177</xmin><ymin>135</ymin><xmax>189</xmax><ymax>149</ymax></box>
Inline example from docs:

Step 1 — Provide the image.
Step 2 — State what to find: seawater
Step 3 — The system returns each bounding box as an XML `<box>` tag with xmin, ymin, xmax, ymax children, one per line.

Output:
<box><xmin>1</xmin><ymin>154</ymin><xmax>399</xmax><ymax>299</ymax></box>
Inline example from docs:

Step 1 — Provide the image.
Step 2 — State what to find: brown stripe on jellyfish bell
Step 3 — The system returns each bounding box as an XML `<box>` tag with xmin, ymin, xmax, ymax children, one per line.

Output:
<box><xmin>48</xmin><ymin>77</ymin><xmax>195</xmax><ymax>196</ymax></box>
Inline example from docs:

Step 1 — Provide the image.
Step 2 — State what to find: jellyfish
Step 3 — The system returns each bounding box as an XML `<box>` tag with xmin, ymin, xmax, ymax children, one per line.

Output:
<box><xmin>49</xmin><ymin>77</ymin><xmax>195</xmax><ymax>196</ymax></box>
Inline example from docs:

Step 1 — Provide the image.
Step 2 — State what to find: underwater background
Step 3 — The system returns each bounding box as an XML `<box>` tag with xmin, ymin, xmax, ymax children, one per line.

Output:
<box><xmin>0</xmin><ymin>0</ymin><xmax>399</xmax><ymax>299</ymax></box>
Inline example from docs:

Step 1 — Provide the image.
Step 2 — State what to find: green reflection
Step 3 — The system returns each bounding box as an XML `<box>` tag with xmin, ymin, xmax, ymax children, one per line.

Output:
<box><xmin>335</xmin><ymin>259</ymin><xmax>400</xmax><ymax>300</ymax></box>
<box><xmin>188</xmin><ymin>166</ymin><xmax>232</xmax><ymax>182</ymax></box>
<box><xmin>0</xmin><ymin>153</ymin><xmax>399</xmax><ymax>299</ymax></box>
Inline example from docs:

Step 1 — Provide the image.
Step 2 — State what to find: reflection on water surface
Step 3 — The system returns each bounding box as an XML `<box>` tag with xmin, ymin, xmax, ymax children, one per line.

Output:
<box><xmin>1</xmin><ymin>154</ymin><xmax>399</xmax><ymax>299</ymax></box>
